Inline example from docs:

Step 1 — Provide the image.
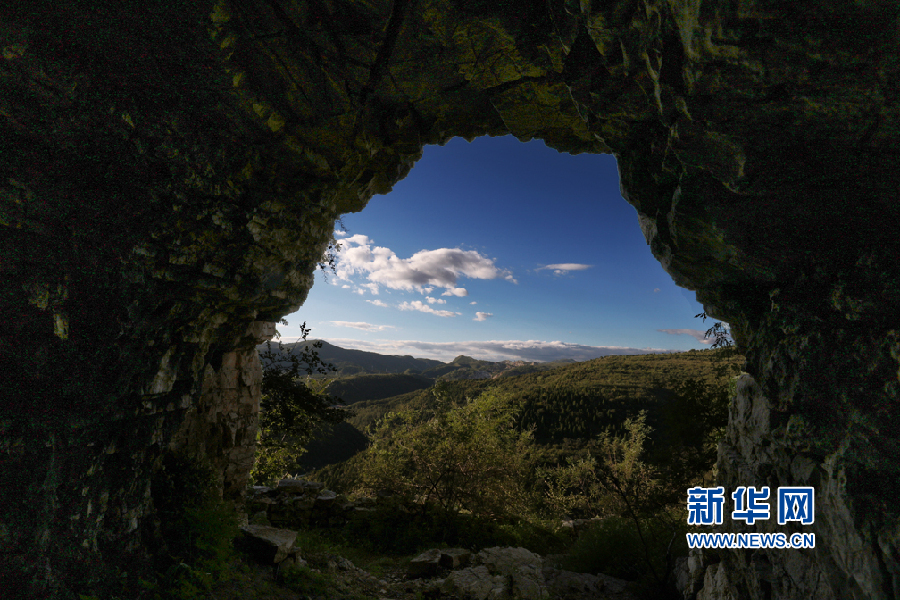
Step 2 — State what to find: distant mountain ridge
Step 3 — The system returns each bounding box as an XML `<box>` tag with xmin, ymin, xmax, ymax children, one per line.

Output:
<box><xmin>258</xmin><ymin>339</ymin><xmax>445</xmax><ymax>376</ymax></box>
<box><xmin>257</xmin><ymin>339</ymin><xmax>571</xmax><ymax>380</ymax></box>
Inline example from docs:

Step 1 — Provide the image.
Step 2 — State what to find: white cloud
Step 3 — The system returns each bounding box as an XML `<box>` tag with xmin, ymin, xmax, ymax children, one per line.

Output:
<box><xmin>353</xmin><ymin>283</ymin><xmax>380</xmax><ymax>295</ymax></box>
<box><xmin>329</xmin><ymin>321</ymin><xmax>394</xmax><ymax>332</ymax></box>
<box><xmin>366</xmin><ymin>299</ymin><xmax>389</xmax><ymax>308</ymax></box>
<box><xmin>334</xmin><ymin>230</ymin><xmax>349</xmax><ymax>238</ymax></box>
<box><xmin>441</xmin><ymin>287</ymin><xmax>468</xmax><ymax>297</ymax></box>
<box><xmin>657</xmin><ymin>328</ymin><xmax>712</xmax><ymax>344</ymax></box>
<box><xmin>474</xmin><ymin>312</ymin><xmax>493</xmax><ymax>322</ymax></box>
<box><xmin>537</xmin><ymin>263</ymin><xmax>593</xmax><ymax>275</ymax></box>
<box><xmin>653</xmin><ymin>288</ymin><xmax>660</xmax><ymax>293</ymax></box>
<box><xmin>425</xmin><ymin>296</ymin><xmax>447</xmax><ymax>305</ymax></box>
<box><xmin>333</xmin><ymin>234</ymin><xmax>514</xmax><ymax>295</ymax></box>
<box><xmin>398</xmin><ymin>301</ymin><xmax>461</xmax><ymax>318</ymax></box>
<box><xmin>317</xmin><ymin>338</ymin><xmax>679</xmax><ymax>362</ymax></box>
<box><xmin>470</xmin><ymin>301</ymin><xmax>477</xmax><ymax>305</ymax></box>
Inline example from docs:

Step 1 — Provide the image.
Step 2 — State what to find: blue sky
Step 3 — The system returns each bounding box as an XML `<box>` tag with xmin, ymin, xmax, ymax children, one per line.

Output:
<box><xmin>279</xmin><ymin>135</ymin><xmax>716</xmax><ymax>362</ymax></box>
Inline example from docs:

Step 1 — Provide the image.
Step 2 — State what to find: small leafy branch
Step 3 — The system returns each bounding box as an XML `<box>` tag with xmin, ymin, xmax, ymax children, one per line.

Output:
<box><xmin>694</xmin><ymin>312</ymin><xmax>733</xmax><ymax>350</ymax></box>
<box><xmin>316</xmin><ymin>217</ymin><xmax>345</xmax><ymax>281</ymax></box>
<box><xmin>695</xmin><ymin>312</ymin><xmax>742</xmax><ymax>379</ymax></box>
<box><xmin>252</xmin><ymin>321</ymin><xmax>348</xmax><ymax>485</ymax></box>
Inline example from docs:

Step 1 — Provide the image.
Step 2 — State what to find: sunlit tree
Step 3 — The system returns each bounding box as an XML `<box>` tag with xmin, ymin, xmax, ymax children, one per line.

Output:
<box><xmin>251</xmin><ymin>321</ymin><xmax>347</xmax><ymax>485</ymax></box>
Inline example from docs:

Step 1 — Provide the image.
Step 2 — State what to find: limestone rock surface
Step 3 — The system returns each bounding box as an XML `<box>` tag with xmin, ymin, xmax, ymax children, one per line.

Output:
<box><xmin>237</xmin><ymin>524</ymin><xmax>299</xmax><ymax>565</ymax></box>
<box><xmin>442</xmin><ymin>547</ymin><xmax>549</xmax><ymax>600</ymax></box>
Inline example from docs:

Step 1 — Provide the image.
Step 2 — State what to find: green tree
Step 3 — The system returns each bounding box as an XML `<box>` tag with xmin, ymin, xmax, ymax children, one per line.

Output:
<box><xmin>251</xmin><ymin>322</ymin><xmax>347</xmax><ymax>485</ymax></box>
<box><xmin>651</xmin><ymin>376</ymin><xmax>730</xmax><ymax>493</ymax></box>
<box><xmin>357</xmin><ymin>389</ymin><xmax>534</xmax><ymax>520</ymax></box>
<box><xmin>541</xmin><ymin>412</ymin><xmax>686</xmax><ymax>588</ymax></box>
<box><xmin>542</xmin><ymin>411</ymin><xmax>661</xmax><ymax>520</ymax></box>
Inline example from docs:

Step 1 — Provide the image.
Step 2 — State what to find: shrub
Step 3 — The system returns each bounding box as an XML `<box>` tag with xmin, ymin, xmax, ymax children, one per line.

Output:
<box><xmin>252</xmin><ymin>322</ymin><xmax>347</xmax><ymax>485</ymax></box>
<box><xmin>355</xmin><ymin>390</ymin><xmax>534</xmax><ymax>521</ymax></box>
<box><xmin>147</xmin><ymin>451</ymin><xmax>239</xmax><ymax>599</ymax></box>
<box><xmin>541</xmin><ymin>411</ymin><xmax>662</xmax><ymax>519</ymax></box>
<box><xmin>541</xmin><ymin>412</ymin><xmax>691</xmax><ymax>592</ymax></box>
<box><xmin>564</xmin><ymin>511</ymin><xmax>688</xmax><ymax>591</ymax></box>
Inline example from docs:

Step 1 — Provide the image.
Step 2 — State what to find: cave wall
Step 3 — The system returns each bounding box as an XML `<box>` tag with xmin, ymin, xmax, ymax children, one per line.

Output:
<box><xmin>1</xmin><ymin>0</ymin><xmax>898</xmax><ymax>597</ymax></box>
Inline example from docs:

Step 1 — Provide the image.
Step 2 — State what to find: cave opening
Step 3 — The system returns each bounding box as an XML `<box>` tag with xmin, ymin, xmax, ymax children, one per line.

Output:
<box><xmin>278</xmin><ymin>135</ymin><xmax>717</xmax><ymax>363</ymax></box>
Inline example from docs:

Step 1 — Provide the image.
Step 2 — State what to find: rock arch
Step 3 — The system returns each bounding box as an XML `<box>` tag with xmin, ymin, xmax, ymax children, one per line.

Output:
<box><xmin>1</xmin><ymin>1</ymin><xmax>898</xmax><ymax>597</ymax></box>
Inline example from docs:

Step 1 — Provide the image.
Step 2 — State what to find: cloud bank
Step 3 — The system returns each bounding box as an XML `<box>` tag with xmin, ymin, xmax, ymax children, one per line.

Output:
<box><xmin>309</xmin><ymin>338</ymin><xmax>679</xmax><ymax>363</ymax></box>
<box><xmin>537</xmin><ymin>263</ymin><xmax>593</xmax><ymax>275</ymax></box>
<box><xmin>657</xmin><ymin>328</ymin><xmax>712</xmax><ymax>344</ymax></box>
<box><xmin>329</xmin><ymin>321</ymin><xmax>395</xmax><ymax>332</ymax></box>
<box><xmin>398</xmin><ymin>301</ymin><xmax>461</xmax><ymax>318</ymax></box>
<box><xmin>333</xmin><ymin>233</ymin><xmax>515</xmax><ymax>296</ymax></box>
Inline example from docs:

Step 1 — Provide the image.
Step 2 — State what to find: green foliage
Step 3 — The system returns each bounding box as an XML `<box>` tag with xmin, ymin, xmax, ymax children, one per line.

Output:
<box><xmin>541</xmin><ymin>412</ymin><xmax>661</xmax><ymax>519</ymax></box>
<box><xmin>345</xmin><ymin>349</ymin><xmax>744</xmax><ymax>444</ymax></box>
<box><xmin>339</xmin><ymin>501</ymin><xmax>565</xmax><ymax>556</ymax></box>
<box><xmin>148</xmin><ymin>451</ymin><xmax>239</xmax><ymax>599</ymax></box>
<box><xmin>541</xmin><ymin>412</ymin><xmax>688</xmax><ymax>591</ymax></box>
<box><xmin>277</xmin><ymin>563</ymin><xmax>334</xmax><ymax>595</ymax></box>
<box><xmin>326</xmin><ymin>372</ymin><xmax>434</xmax><ymax>404</ymax></box>
<box><xmin>649</xmin><ymin>376</ymin><xmax>730</xmax><ymax>496</ymax></box>
<box><xmin>564</xmin><ymin>512</ymin><xmax>688</xmax><ymax>584</ymax></box>
<box><xmin>313</xmin><ymin>344</ymin><xmax>739</xmax><ymax>592</ymax></box>
<box><xmin>252</xmin><ymin>321</ymin><xmax>348</xmax><ymax>485</ymax></box>
<box><xmin>356</xmin><ymin>390</ymin><xmax>534</xmax><ymax>520</ymax></box>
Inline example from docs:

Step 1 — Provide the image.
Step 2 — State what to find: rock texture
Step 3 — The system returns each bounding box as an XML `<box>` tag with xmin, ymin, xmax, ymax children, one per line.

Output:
<box><xmin>2</xmin><ymin>0</ymin><xmax>899</xmax><ymax>598</ymax></box>
<box><xmin>442</xmin><ymin>547</ymin><xmax>550</xmax><ymax>600</ymax></box>
<box><xmin>236</xmin><ymin>524</ymin><xmax>301</xmax><ymax>566</ymax></box>
<box><xmin>170</xmin><ymin>320</ymin><xmax>275</xmax><ymax>508</ymax></box>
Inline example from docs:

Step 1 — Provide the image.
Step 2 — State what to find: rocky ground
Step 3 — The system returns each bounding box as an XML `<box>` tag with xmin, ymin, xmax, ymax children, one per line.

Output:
<box><xmin>211</xmin><ymin>541</ymin><xmax>644</xmax><ymax>600</ymax></box>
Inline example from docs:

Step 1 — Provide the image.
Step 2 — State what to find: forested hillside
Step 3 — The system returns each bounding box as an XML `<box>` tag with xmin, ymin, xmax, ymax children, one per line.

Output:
<box><xmin>326</xmin><ymin>373</ymin><xmax>435</xmax><ymax>404</ymax></box>
<box><xmin>347</xmin><ymin>349</ymin><xmax>743</xmax><ymax>439</ymax></box>
<box><xmin>314</xmin><ymin>348</ymin><xmax>743</xmax><ymax>488</ymax></box>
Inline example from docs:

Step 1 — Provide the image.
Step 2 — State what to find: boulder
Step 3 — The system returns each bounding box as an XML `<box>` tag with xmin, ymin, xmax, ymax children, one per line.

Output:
<box><xmin>442</xmin><ymin>565</ymin><xmax>506</xmax><ymax>600</ymax></box>
<box><xmin>409</xmin><ymin>547</ymin><xmax>473</xmax><ymax>578</ymax></box>
<box><xmin>237</xmin><ymin>525</ymin><xmax>298</xmax><ymax>565</ymax></box>
<box><xmin>442</xmin><ymin>547</ymin><xmax>549</xmax><ymax>600</ymax></box>
<box><xmin>408</xmin><ymin>548</ymin><xmax>443</xmax><ymax>579</ymax></box>
<box><xmin>248</xmin><ymin>510</ymin><xmax>270</xmax><ymax>526</ymax></box>
<box><xmin>696</xmin><ymin>563</ymin><xmax>739</xmax><ymax>600</ymax></box>
<box><xmin>314</xmin><ymin>489</ymin><xmax>337</xmax><ymax>508</ymax></box>
<box><xmin>439</xmin><ymin>548</ymin><xmax>472</xmax><ymax>569</ymax></box>
<box><xmin>542</xmin><ymin>567</ymin><xmax>639</xmax><ymax>600</ymax></box>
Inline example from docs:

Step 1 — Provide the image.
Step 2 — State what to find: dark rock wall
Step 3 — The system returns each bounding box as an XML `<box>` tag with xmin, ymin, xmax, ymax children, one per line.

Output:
<box><xmin>1</xmin><ymin>0</ymin><xmax>898</xmax><ymax>597</ymax></box>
